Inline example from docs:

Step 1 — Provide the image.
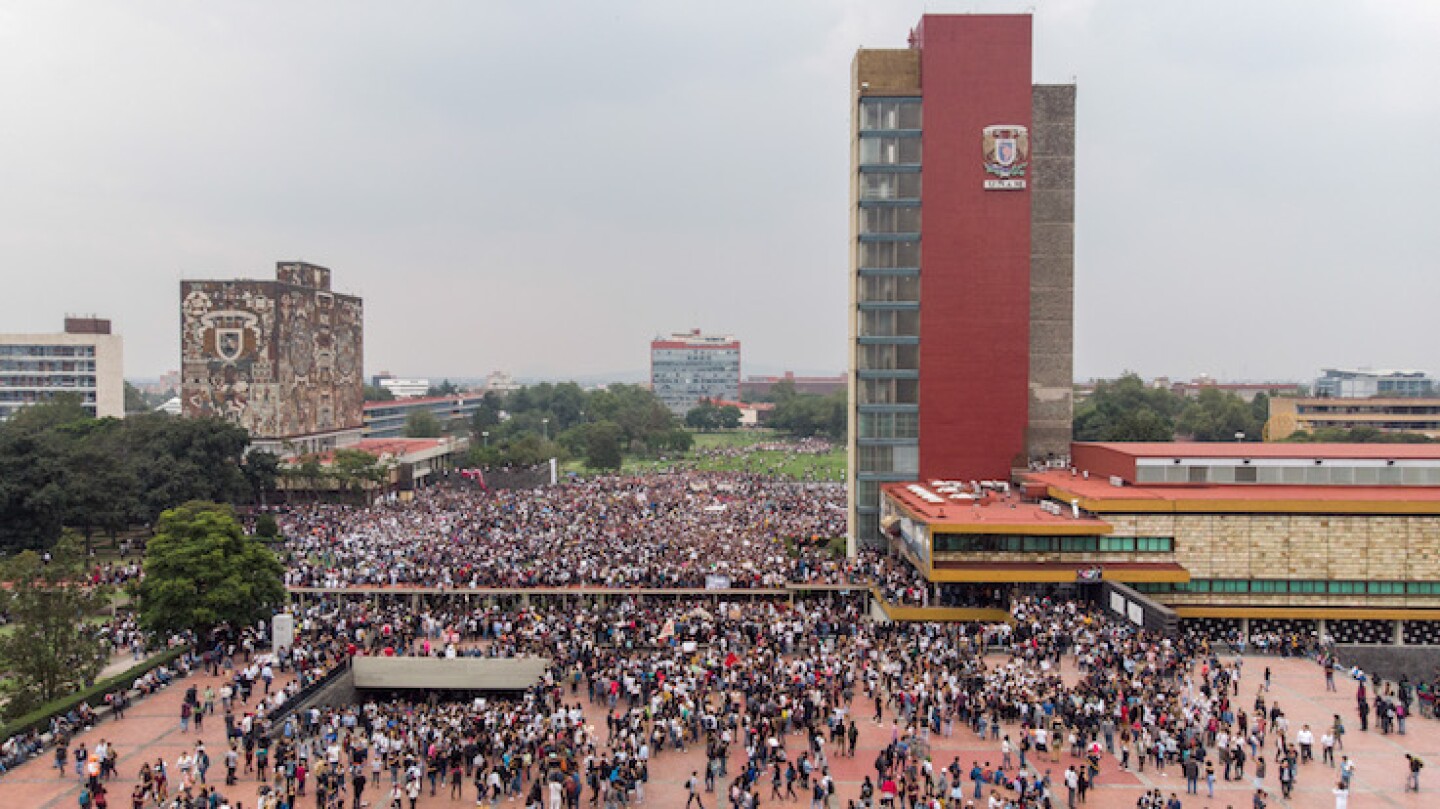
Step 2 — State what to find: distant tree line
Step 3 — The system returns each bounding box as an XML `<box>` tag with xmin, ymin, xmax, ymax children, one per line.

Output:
<box><xmin>1075</xmin><ymin>373</ymin><xmax>1434</xmax><ymax>444</ymax></box>
<box><xmin>0</xmin><ymin>396</ymin><xmax>277</xmax><ymax>554</ymax></box>
<box><xmin>464</xmin><ymin>383</ymin><xmax>691</xmax><ymax>471</ymax></box>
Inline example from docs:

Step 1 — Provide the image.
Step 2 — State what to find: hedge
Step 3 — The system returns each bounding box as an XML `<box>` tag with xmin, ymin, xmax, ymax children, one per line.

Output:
<box><xmin>0</xmin><ymin>645</ymin><xmax>190</xmax><ymax>742</ymax></box>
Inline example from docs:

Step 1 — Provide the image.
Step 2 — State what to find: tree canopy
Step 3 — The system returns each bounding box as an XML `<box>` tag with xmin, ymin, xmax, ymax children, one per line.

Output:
<box><xmin>0</xmin><ymin>400</ymin><xmax>268</xmax><ymax>554</ymax></box>
<box><xmin>0</xmin><ymin>532</ymin><xmax>111</xmax><ymax>719</ymax></box>
<box><xmin>463</xmin><ymin>382</ymin><xmax>684</xmax><ymax>468</ymax></box>
<box><xmin>132</xmin><ymin>501</ymin><xmax>286</xmax><ymax>639</ymax></box>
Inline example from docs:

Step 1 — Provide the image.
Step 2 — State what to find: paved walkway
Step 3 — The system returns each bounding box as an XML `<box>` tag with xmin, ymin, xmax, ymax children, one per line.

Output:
<box><xmin>1</xmin><ymin>656</ymin><xmax>1436</xmax><ymax>808</ymax></box>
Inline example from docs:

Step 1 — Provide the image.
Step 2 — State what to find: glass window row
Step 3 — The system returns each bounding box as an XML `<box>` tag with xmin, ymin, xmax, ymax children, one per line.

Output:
<box><xmin>1134</xmin><ymin>579</ymin><xmax>1440</xmax><ymax>596</ymax></box>
<box><xmin>859</xmin><ymin>136</ymin><xmax>922</xmax><ymax>166</ymax></box>
<box><xmin>859</xmin><ymin>206</ymin><xmax>921</xmax><ymax>235</ymax></box>
<box><xmin>933</xmin><ymin>535</ymin><xmax>1174</xmax><ymax>553</ymax></box>
<box><xmin>859</xmin><ymin>99</ymin><xmax>922</xmax><ymax>132</ymax></box>
<box><xmin>860</xmin><ymin>173</ymin><xmax>921</xmax><ymax>201</ymax></box>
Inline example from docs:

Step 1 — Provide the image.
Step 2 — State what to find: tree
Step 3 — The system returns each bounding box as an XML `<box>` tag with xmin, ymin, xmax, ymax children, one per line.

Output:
<box><xmin>330</xmin><ymin>449</ymin><xmax>390</xmax><ymax>499</ymax></box>
<box><xmin>771</xmin><ymin>390</ymin><xmax>846</xmax><ymax>441</ymax></box>
<box><xmin>124</xmin><ymin>382</ymin><xmax>149</xmax><ymax>414</ymax></box>
<box><xmin>1175</xmin><ymin>388</ymin><xmax>1263</xmax><ymax>442</ymax></box>
<box><xmin>241</xmin><ymin>450</ymin><xmax>281</xmax><ymax>507</ymax></box>
<box><xmin>403</xmin><ymin>409</ymin><xmax>443</xmax><ymax>438</ymax></box>
<box><xmin>686</xmin><ymin>401</ymin><xmax>721</xmax><ymax>431</ymax></box>
<box><xmin>0</xmin><ymin>532</ymin><xmax>111</xmax><ymax>719</ymax></box>
<box><xmin>426</xmin><ymin>379</ymin><xmax>460</xmax><ymax>397</ymax></box>
<box><xmin>716</xmin><ymin>404</ymin><xmax>743</xmax><ymax>431</ymax></box>
<box><xmin>132</xmin><ymin>502</ymin><xmax>286</xmax><ymax>639</ymax></box>
<box><xmin>362</xmin><ymin>384</ymin><xmax>395</xmax><ymax>402</ymax></box>
<box><xmin>584</xmin><ymin>421</ymin><xmax>624</xmax><ymax>470</ymax></box>
<box><xmin>1073</xmin><ymin>374</ymin><xmax>1180</xmax><ymax>441</ymax></box>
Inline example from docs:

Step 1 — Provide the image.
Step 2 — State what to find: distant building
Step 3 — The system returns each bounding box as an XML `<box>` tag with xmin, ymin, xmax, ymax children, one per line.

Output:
<box><xmin>363</xmin><ymin>393</ymin><xmax>489</xmax><ymax>438</ymax></box>
<box><xmin>372</xmin><ymin>375</ymin><xmax>430</xmax><ymax>399</ymax></box>
<box><xmin>741</xmin><ymin>372</ymin><xmax>845</xmax><ymax>401</ymax></box>
<box><xmin>649</xmin><ymin>330</ymin><xmax>741</xmax><ymax>416</ymax></box>
<box><xmin>0</xmin><ymin>317</ymin><xmax>124</xmax><ymax>421</ymax></box>
<box><xmin>1315</xmin><ymin>368</ymin><xmax>1435</xmax><ymax>398</ymax></box>
<box><xmin>483</xmin><ymin>370</ymin><xmax>521</xmax><ymax>394</ymax></box>
<box><xmin>181</xmin><ymin>261</ymin><xmax>364</xmax><ymax>455</ymax></box>
<box><xmin>1267</xmin><ymin>396</ymin><xmax>1440</xmax><ymax>440</ymax></box>
<box><xmin>1168</xmin><ymin>377</ymin><xmax>1303</xmax><ymax>403</ymax></box>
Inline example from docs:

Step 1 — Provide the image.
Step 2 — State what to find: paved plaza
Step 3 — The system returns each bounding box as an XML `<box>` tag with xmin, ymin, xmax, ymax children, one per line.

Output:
<box><xmin>1</xmin><ymin>655</ymin><xmax>1435</xmax><ymax>808</ymax></box>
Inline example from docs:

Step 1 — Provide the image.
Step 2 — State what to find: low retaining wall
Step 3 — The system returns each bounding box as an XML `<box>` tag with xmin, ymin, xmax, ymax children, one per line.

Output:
<box><xmin>1334</xmin><ymin>646</ymin><xmax>1440</xmax><ymax>684</ymax></box>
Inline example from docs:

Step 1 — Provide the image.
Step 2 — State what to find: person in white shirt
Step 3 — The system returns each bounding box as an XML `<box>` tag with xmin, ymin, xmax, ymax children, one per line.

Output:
<box><xmin>1297</xmin><ymin>725</ymin><xmax>1314</xmax><ymax>763</ymax></box>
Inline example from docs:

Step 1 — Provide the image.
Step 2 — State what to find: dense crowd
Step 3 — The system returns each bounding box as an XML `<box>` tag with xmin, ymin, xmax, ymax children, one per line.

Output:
<box><xmin>12</xmin><ymin>465</ymin><xmax>1437</xmax><ymax>809</ymax></box>
<box><xmin>278</xmin><ymin>474</ymin><xmax>848</xmax><ymax>590</ymax></box>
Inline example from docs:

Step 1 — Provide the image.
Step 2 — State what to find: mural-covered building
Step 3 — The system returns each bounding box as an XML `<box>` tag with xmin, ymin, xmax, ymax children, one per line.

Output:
<box><xmin>181</xmin><ymin>262</ymin><xmax>364</xmax><ymax>455</ymax></box>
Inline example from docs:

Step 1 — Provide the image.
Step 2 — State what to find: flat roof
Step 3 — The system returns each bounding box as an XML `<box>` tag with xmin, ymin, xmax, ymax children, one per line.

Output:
<box><xmin>882</xmin><ymin>483</ymin><xmax>1111</xmax><ymax>534</ymax></box>
<box><xmin>352</xmin><ymin>657</ymin><xmax>550</xmax><ymax>691</ymax></box>
<box><xmin>1029</xmin><ymin>470</ymin><xmax>1440</xmax><ymax>515</ymax></box>
<box><xmin>929</xmin><ymin>561</ymin><xmax>1189</xmax><ymax>584</ymax></box>
<box><xmin>1076</xmin><ymin>442</ymin><xmax>1440</xmax><ymax>460</ymax></box>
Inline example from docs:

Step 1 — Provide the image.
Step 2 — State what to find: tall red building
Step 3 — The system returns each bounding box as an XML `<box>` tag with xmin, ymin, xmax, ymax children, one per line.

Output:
<box><xmin>847</xmin><ymin>14</ymin><xmax>1075</xmax><ymax>550</ymax></box>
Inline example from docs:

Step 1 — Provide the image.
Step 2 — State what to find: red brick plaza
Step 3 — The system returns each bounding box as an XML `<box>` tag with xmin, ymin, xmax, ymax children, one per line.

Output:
<box><xmin>1</xmin><ymin>656</ymin><xmax>1434</xmax><ymax>809</ymax></box>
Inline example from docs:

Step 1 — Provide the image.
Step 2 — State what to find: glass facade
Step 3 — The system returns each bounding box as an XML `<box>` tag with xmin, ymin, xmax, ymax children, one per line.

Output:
<box><xmin>933</xmin><ymin>535</ymin><xmax>1174</xmax><ymax>553</ymax></box>
<box><xmin>853</xmin><ymin>97</ymin><xmax>922</xmax><ymax>549</ymax></box>
<box><xmin>650</xmin><ymin>345</ymin><xmax>741</xmax><ymax>416</ymax></box>
<box><xmin>1135</xmin><ymin>579</ymin><xmax>1440</xmax><ymax>596</ymax></box>
<box><xmin>0</xmin><ymin>344</ymin><xmax>100</xmax><ymax>420</ymax></box>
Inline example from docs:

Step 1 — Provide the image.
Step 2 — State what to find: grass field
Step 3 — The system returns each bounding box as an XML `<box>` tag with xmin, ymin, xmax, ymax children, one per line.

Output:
<box><xmin>565</xmin><ymin>430</ymin><xmax>846</xmax><ymax>481</ymax></box>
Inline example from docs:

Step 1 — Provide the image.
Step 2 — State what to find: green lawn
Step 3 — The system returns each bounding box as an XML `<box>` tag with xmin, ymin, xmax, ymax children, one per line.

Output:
<box><xmin>564</xmin><ymin>430</ymin><xmax>846</xmax><ymax>481</ymax></box>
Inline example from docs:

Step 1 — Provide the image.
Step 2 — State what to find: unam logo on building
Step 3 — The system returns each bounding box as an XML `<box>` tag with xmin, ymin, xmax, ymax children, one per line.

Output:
<box><xmin>982</xmin><ymin>124</ymin><xmax>1028</xmax><ymax>190</ymax></box>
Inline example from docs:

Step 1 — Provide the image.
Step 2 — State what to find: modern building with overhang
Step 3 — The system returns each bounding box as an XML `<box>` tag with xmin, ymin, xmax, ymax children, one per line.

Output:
<box><xmin>882</xmin><ymin>442</ymin><xmax>1440</xmax><ymax>643</ymax></box>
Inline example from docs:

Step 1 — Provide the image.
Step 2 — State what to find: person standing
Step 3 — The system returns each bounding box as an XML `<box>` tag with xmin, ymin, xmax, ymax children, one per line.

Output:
<box><xmin>1407</xmin><ymin>754</ymin><xmax>1424</xmax><ymax>792</ymax></box>
<box><xmin>1333</xmin><ymin>780</ymin><xmax>1349</xmax><ymax>809</ymax></box>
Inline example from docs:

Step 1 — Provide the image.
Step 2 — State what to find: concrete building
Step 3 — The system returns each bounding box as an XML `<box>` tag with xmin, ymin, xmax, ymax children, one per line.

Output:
<box><xmin>1267</xmin><ymin>396</ymin><xmax>1440</xmax><ymax>440</ymax></box>
<box><xmin>650</xmin><ymin>329</ymin><xmax>741</xmax><ymax>416</ymax></box>
<box><xmin>0</xmin><ymin>317</ymin><xmax>124</xmax><ymax>421</ymax></box>
<box><xmin>372</xmin><ymin>375</ymin><xmax>430</xmax><ymax>399</ymax></box>
<box><xmin>883</xmin><ymin>442</ymin><xmax>1440</xmax><ymax>640</ymax></box>
<box><xmin>740</xmin><ymin>372</ymin><xmax>845</xmax><ymax>401</ymax></box>
<box><xmin>1167</xmin><ymin>377</ymin><xmax>1303</xmax><ymax>403</ymax></box>
<box><xmin>363</xmin><ymin>393</ymin><xmax>488</xmax><ymax>438</ymax></box>
<box><xmin>847</xmin><ymin>14</ymin><xmax>1075</xmax><ymax>551</ymax></box>
<box><xmin>1316</xmin><ymin>368</ymin><xmax>1435</xmax><ymax>399</ymax></box>
<box><xmin>181</xmin><ymin>262</ymin><xmax>364</xmax><ymax>455</ymax></box>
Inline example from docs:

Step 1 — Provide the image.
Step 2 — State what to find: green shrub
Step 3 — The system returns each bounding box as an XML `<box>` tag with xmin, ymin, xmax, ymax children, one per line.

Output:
<box><xmin>0</xmin><ymin>646</ymin><xmax>189</xmax><ymax>741</ymax></box>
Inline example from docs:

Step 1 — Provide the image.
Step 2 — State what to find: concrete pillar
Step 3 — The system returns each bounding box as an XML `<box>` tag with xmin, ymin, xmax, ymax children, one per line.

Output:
<box><xmin>1240</xmin><ymin>618</ymin><xmax>1250</xmax><ymax>647</ymax></box>
<box><xmin>1317</xmin><ymin>619</ymin><xmax>1327</xmax><ymax>643</ymax></box>
<box><xmin>521</xmin><ymin>593</ymin><xmax>531</xmax><ymax>608</ymax></box>
<box><xmin>1395</xmin><ymin>620</ymin><xmax>1405</xmax><ymax>646</ymax></box>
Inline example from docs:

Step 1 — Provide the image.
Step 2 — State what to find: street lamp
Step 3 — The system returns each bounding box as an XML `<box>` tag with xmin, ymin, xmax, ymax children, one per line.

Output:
<box><xmin>542</xmin><ymin>418</ymin><xmax>550</xmax><ymax>441</ymax></box>
<box><xmin>482</xmin><ymin>431</ymin><xmax>490</xmax><ymax>447</ymax></box>
<box><xmin>1235</xmin><ymin>431</ymin><xmax>1245</xmax><ymax>442</ymax></box>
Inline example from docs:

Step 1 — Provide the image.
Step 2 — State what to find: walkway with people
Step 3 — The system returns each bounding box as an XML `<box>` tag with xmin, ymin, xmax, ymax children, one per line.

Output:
<box><xmin>2</xmin><ymin>656</ymin><xmax>1436</xmax><ymax>809</ymax></box>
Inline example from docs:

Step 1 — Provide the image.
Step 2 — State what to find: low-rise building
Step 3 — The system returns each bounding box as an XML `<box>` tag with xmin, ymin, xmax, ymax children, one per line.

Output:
<box><xmin>882</xmin><ymin>441</ymin><xmax>1440</xmax><ymax>643</ymax></box>
<box><xmin>363</xmin><ymin>393</ymin><xmax>487</xmax><ymax>438</ymax></box>
<box><xmin>1267</xmin><ymin>396</ymin><xmax>1440</xmax><ymax>439</ymax></box>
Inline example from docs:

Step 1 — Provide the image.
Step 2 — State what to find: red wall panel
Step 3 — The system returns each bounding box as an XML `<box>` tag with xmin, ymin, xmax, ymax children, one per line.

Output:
<box><xmin>917</xmin><ymin>15</ymin><xmax>1033</xmax><ymax>481</ymax></box>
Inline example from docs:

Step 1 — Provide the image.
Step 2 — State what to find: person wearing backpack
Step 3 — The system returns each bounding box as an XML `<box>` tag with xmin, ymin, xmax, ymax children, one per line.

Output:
<box><xmin>685</xmin><ymin>770</ymin><xmax>705</xmax><ymax>809</ymax></box>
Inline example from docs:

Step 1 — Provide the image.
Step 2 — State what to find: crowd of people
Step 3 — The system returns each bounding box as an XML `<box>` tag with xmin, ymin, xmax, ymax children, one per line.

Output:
<box><xmin>10</xmin><ymin>463</ymin><xmax>1440</xmax><ymax>809</ymax></box>
<box><xmin>277</xmin><ymin>474</ymin><xmax>850</xmax><ymax>590</ymax></box>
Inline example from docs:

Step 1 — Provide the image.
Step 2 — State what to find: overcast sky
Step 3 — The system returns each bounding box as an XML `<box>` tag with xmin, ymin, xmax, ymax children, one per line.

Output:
<box><xmin>2</xmin><ymin>1</ymin><xmax>1437</xmax><ymax>383</ymax></box>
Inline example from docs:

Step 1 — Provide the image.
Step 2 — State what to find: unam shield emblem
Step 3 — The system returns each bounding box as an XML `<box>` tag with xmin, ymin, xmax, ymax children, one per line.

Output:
<box><xmin>982</xmin><ymin>124</ymin><xmax>1029</xmax><ymax>178</ymax></box>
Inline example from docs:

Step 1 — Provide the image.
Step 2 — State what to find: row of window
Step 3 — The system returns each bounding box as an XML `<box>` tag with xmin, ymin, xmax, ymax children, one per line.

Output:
<box><xmin>0</xmin><ymin>377</ymin><xmax>98</xmax><ymax>390</ymax></box>
<box><xmin>858</xmin><ymin>309</ymin><xmax>920</xmax><ymax>339</ymax></box>
<box><xmin>857</xmin><ymin>443</ymin><xmax>919</xmax><ymax>476</ymax></box>
<box><xmin>857</xmin><ymin>410</ymin><xmax>920</xmax><ymax>440</ymax></box>
<box><xmin>855</xmin><ymin>342</ymin><xmax>920</xmax><ymax>372</ymax></box>
<box><xmin>858</xmin><ymin>275</ymin><xmax>920</xmax><ymax>305</ymax></box>
<box><xmin>0</xmin><ymin>345</ymin><xmax>96</xmax><ymax>358</ymax></box>
<box><xmin>858</xmin><ymin>377</ymin><xmax>919</xmax><ymax>405</ymax></box>
<box><xmin>1134</xmin><ymin>463</ymin><xmax>1440</xmax><ymax>486</ymax></box>
<box><xmin>933</xmin><ymin>535</ymin><xmax>1175</xmax><ymax>554</ymax></box>
<box><xmin>859</xmin><ymin>99</ymin><xmax>922</xmax><ymax>132</ymax></box>
<box><xmin>859</xmin><ymin>206</ymin><xmax>921</xmax><ymax>235</ymax></box>
<box><xmin>859</xmin><ymin>240</ymin><xmax>920</xmax><ymax>269</ymax></box>
<box><xmin>1134</xmin><ymin>580</ymin><xmax>1440</xmax><ymax>596</ymax></box>
<box><xmin>860</xmin><ymin>173</ymin><xmax>922</xmax><ymax>201</ymax></box>
<box><xmin>859</xmin><ymin>135</ymin><xmax>922</xmax><ymax>166</ymax></box>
